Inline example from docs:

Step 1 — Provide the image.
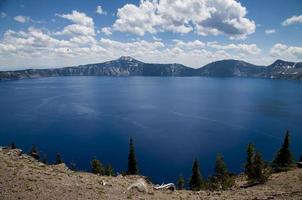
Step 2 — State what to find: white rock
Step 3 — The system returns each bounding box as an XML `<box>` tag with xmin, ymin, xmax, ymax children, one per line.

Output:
<box><xmin>127</xmin><ymin>178</ymin><xmax>148</xmax><ymax>193</ymax></box>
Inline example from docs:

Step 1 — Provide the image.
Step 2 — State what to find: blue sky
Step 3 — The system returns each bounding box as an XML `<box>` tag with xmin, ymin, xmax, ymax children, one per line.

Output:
<box><xmin>0</xmin><ymin>0</ymin><xmax>301</xmax><ymax>70</ymax></box>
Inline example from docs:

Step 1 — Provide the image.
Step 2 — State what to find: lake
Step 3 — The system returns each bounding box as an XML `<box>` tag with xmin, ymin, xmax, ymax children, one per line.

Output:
<box><xmin>0</xmin><ymin>76</ymin><xmax>302</xmax><ymax>183</ymax></box>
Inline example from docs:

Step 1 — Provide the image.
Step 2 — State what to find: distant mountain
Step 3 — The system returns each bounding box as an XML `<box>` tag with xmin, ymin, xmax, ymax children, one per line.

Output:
<box><xmin>262</xmin><ymin>59</ymin><xmax>302</xmax><ymax>79</ymax></box>
<box><xmin>0</xmin><ymin>56</ymin><xmax>301</xmax><ymax>81</ymax></box>
<box><xmin>196</xmin><ymin>59</ymin><xmax>265</xmax><ymax>77</ymax></box>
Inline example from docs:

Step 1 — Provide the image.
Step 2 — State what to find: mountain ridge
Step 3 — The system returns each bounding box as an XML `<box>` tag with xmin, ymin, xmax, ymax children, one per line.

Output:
<box><xmin>0</xmin><ymin>56</ymin><xmax>301</xmax><ymax>81</ymax></box>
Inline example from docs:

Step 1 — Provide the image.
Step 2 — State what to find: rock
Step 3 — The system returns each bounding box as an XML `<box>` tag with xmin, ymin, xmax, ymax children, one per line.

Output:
<box><xmin>52</xmin><ymin>163</ymin><xmax>70</xmax><ymax>172</ymax></box>
<box><xmin>154</xmin><ymin>183</ymin><xmax>176</xmax><ymax>191</ymax></box>
<box><xmin>38</xmin><ymin>163</ymin><xmax>45</xmax><ymax>167</ymax></box>
<box><xmin>127</xmin><ymin>178</ymin><xmax>148</xmax><ymax>193</ymax></box>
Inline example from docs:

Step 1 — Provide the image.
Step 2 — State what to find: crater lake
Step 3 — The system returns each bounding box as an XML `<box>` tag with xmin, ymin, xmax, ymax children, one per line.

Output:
<box><xmin>1</xmin><ymin>76</ymin><xmax>302</xmax><ymax>183</ymax></box>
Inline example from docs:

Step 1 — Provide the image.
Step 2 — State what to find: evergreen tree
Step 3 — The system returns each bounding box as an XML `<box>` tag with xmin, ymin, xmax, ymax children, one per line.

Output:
<box><xmin>91</xmin><ymin>158</ymin><xmax>104</xmax><ymax>175</ymax></box>
<box><xmin>272</xmin><ymin>130</ymin><xmax>294</xmax><ymax>171</ymax></box>
<box><xmin>254</xmin><ymin>151</ymin><xmax>269</xmax><ymax>184</ymax></box>
<box><xmin>208</xmin><ymin>154</ymin><xmax>235</xmax><ymax>190</ymax></box>
<box><xmin>177</xmin><ymin>174</ymin><xmax>185</xmax><ymax>190</ymax></box>
<box><xmin>29</xmin><ymin>145</ymin><xmax>40</xmax><ymax>160</ymax></box>
<box><xmin>54</xmin><ymin>153</ymin><xmax>63</xmax><ymax>165</ymax></box>
<box><xmin>11</xmin><ymin>142</ymin><xmax>16</xmax><ymax>149</ymax></box>
<box><xmin>189</xmin><ymin>159</ymin><xmax>204</xmax><ymax>191</ymax></box>
<box><xmin>300</xmin><ymin>155</ymin><xmax>302</xmax><ymax>162</ymax></box>
<box><xmin>214</xmin><ymin>154</ymin><xmax>228</xmax><ymax>181</ymax></box>
<box><xmin>105</xmin><ymin>164</ymin><xmax>115</xmax><ymax>176</ymax></box>
<box><xmin>127</xmin><ymin>137</ymin><xmax>138</xmax><ymax>175</ymax></box>
<box><xmin>244</xmin><ymin>144</ymin><xmax>270</xmax><ymax>184</ymax></box>
<box><xmin>245</xmin><ymin>143</ymin><xmax>255</xmax><ymax>180</ymax></box>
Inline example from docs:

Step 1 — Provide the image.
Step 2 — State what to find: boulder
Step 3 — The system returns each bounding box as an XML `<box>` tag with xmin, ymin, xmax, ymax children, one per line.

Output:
<box><xmin>127</xmin><ymin>178</ymin><xmax>149</xmax><ymax>193</ymax></box>
<box><xmin>154</xmin><ymin>183</ymin><xmax>176</xmax><ymax>191</ymax></box>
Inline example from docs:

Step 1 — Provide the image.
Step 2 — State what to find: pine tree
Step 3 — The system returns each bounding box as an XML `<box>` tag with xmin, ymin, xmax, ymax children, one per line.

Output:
<box><xmin>272</xmin><ymin>130</ymin><xmax>294</xmax><ymax>171</ymax></box>
<box><xmin>105</xmin><ymin>164</ymin><xmax>115</xmax><ymax>176</ymax></box>
<box><xmin>29</xmin><ymin>145</ymin><xmax>40</xmax><ymax>160</ymax></box>
<box><xmin>11</xmin><ymin>142</ymin><xmax>16</xmax><ymax>149</ymax></box>
<box><xmin>214</xmin><ymin>154</ymin><xmax>228</xmax><ymax>181</ymax></box>
<box><xmin>300</xmin><ymin>155</ymin><xmax>302</xmax><ymax>162</ymax></box>
<box><xmin>54</xmin><ymin>153</ymin><xmax>63</xmax><ymax>165</ymax></box>
<box><xmin>127</xmin><ymin>137</ymin><xmax>138</xmax><ymax>175</ymax></box>
<box><xmin>245</xmin><ymin>143</ymin><xmax>255</xmax><ymax>180</ymax></box>
<box><xmin>189</xmin><ymin>159</ymin><xmax>204</xmax><ymax>191</ymax></box>
<box><xmin>244</xmin><ymin>144</ymin><xmax>270</xmax><ymax>184</ymax></box>
<box><xmin>177</xmin><ymin>174</ymin><xmax>185</xmax><ymax>190</ymax></box>
<box><xmin>91</xmin><ymin>158</ymin><xmax>104</xmax><ymax>175</ymax></box>
<box><xmin>254</xmin><ymin>151</ymin><xmax>269</xmax><ymax>184</ymax></box>
<box><xmin>208</xmin><ymin>154</ymin><xmax>234</xmax><ymax>190</ymax></box>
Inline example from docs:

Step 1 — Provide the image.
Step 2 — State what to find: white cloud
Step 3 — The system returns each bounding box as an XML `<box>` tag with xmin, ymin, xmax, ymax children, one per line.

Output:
<box><xmin>173</xmin><ymin>40</ymin><xmax>206</xmax><ymax>51</ymax></box>
<box><xmin>14</xmin><ymin>15</ymin><xmax>32</xmax><ymax>23</ymax></box>
<box><xmin>112</xmin><ymin>0</ymin><xmax>255</xmax><ymax>39</ymax></box>
<box><xmin>270</xmin><ymin>43</ymin><xmax>302</xmax><ymax>60</ymax></box>
<box><xmin>265</xmin><ymin>29</ymin><xmax>276</xmax><ymax>35</ymax></box>
<box><xmin>56</xmin><ymin>10</ymin><xmax>94</xmax><ymax>27</ymax></box>
<box><xmin>101</xmin><ymin>27</ymin><xmax>112</xmax><ymax>35</ymax></box>
<box><xmin>282</xmin><ymin>15</ymin><xmax>302</xmax><ymax>26</ymax></box>
<box><xmin>207</xmin><ymin>42</ymin><xmax>261</xmax><ymax>55</ymax></box>
<box><xmin>0</xmin><ymin>25</ymin><xmax>265</xmax><ymax>69</ymax></box>
<box><xmin>55</xmin><ymin>10</ymin><xmax>95</xmax><ymax>36</ymax></box>
<box><xmin>96</xmin><ymin>5</ymin><xmax>107</xmax><ymax>15</ymax></box>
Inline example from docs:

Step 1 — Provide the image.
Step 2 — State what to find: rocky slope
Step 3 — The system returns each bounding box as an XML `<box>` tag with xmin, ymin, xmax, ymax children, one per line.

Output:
<box><xmin>1</xmin><ymin>147</ymin><xmax>302</xmax><ymax>200</ymax></box>
<box><xmin>0</xmin><ymin>56</ymin><xmax>301</xmax><ymax>81</ymax></box>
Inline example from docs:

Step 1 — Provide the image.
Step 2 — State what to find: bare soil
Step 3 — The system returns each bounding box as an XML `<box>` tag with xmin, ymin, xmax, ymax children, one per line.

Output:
<box><xmin>1</xmin><ymin>148</ymin><xmax>302</xmax><ymax>200</ymax></box>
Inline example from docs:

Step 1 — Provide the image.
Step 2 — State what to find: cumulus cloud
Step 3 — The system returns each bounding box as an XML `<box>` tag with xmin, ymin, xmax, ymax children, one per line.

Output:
<box><xmin>101</xmin><ymin>27</ymin><xmax>112</xmax><ymax>35</ymax></box>
<box><xmin>56</xmin><ymin>10</ymin><xmax>94</xmax><ymax>27</ymax></box>
<box><xmin>0</xmin><ymin>8</ymin><xmax>263</xmax><ymax>69</ymax></box>
<box><xmin>265</xmin><ymin>29</ymin><xmax>276</xmax><ymax>35</ymax></box>
<box><xmin>96</xmin><ymin>5</ymin><xmax>107</xmax><ymax>15</ymax></box>
<box><xmin>55</xmin><ymin>10</ymin><xmax>95</xmax><ymax>36</ymax></box>
<box><xmin>13</xmin><ymin>15</ymin><xmax>32</xmax><ymax>23</ymax></box>
<box><xmin>0</xmin><ymin>25</ymin><xmax>264</xmax><ymax>69</ymax></box>
<box><xmin>173</xmin><ymin>40</ymin><xmax>205</xmax><ymax>50</ymax></box>
<box><xmin>270</xmin><ymin>43</ymin><xmax>302</xmax><ymax>60</ymax></box>
<box><xmin>282</xmin><ymin>15</ymin><xmax>302</xmax><ymax>26</ymax></box>
<box><xmin>207</xmin><ymin>42</ymin><xmax>261</xmax><ymax>55</ymax></box>
<box><xmin>112</xmin><ymin>0</ymin><xmax>255</xmax><ymax>39</ymax></box>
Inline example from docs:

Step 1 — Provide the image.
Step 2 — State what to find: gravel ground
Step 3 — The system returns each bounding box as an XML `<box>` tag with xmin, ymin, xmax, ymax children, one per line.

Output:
<box><xmin>1</xmin><ymin>148</ymin><xmax>302</xmax><ymax>200</ymax></box>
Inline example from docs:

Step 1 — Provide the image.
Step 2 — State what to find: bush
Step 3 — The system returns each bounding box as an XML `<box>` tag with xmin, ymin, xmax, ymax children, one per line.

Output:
<box><xmin>29</xmin><ymin>145</ymin><xmax>40</xmax><ymax>160</ymax></box>
<box><xmin>207</xmin><ymin>154</ymin><xmax>235</xmax><ymax>190</ymax></box>
<box><xmin>105</xmin><ymin>164</ymin><xmax>115</xmax><ymax>176</ymax></box>
<box><xmin>11</xmin><ymin>142</ymin><xmax>16</xmax><ymax>149</ymax></box>
<box><xmin>54</xmin><ymin>153</ymin><xmax>63</xmax><ymax>165</ymax></box>
<box><xmin>177</xmin><ymin>174</ymin><xmax>185</xmax><ymax>190</ymax></box>
<box><xmin>91</xmin><ymin>158</ymin><xmax>104</xmax><ymax>175</ymax></box>
<box><xmin>244</xmin><ymin>144</ymin><xmax>271</xmax><ymax>184</ymax></box>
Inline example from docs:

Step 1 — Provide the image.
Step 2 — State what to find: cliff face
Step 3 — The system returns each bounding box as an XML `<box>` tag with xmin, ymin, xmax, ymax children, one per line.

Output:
<box><xmin>0</xmin><ymin>57</ymin><xmax>302</xmax><ymax>81</ymax></box>
<box><xmin>1</xmin><ymin>147</ymin><xmax>302</xmax><ymax>200</ymax></box>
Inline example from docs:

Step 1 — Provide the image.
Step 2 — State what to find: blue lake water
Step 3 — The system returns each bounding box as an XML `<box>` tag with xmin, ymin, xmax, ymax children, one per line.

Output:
<box><xmin>0</xmin><ymin>76</ymin><xmax>302</xmax><ymax>183</ymax></box>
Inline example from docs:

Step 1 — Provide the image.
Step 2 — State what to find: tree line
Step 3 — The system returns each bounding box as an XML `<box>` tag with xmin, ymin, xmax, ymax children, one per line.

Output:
<box><xmin>8</xmin><ymin>130</ymin><xmax>301</xmax><ymax>191</ymax></box>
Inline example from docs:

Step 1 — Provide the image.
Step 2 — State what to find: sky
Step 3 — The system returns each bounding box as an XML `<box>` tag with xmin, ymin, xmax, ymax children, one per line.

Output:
<box><xmin>0</xmin><ymin>0</ymin><xmax>301</xmax><ymax>70</ymax></box>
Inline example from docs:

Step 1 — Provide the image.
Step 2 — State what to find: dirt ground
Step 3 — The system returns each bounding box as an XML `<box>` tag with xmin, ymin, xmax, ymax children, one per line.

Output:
<box><xmin>1</xmin><ymin>147</ymin><xmax>302</xmax><ymax>200</ymax></box>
